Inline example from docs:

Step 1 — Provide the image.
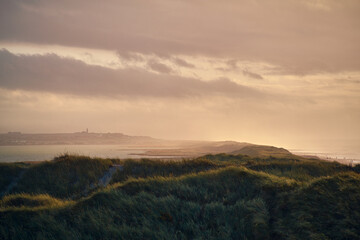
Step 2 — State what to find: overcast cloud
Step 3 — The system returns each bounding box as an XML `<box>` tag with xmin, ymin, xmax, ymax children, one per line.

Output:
<box><xmin>1</xmin><ymin>0</ymin><xmax>359</xmax><ymax>74</ymax></box>
<box><xmin>0</xmin><ymin>49</ymin><xmax>263</xmax><ymax>99</ymax></box>
<box><xmin>0</xmin><ymin>0</ymin><xmax>359</xmax><ymax>151</ymax></box>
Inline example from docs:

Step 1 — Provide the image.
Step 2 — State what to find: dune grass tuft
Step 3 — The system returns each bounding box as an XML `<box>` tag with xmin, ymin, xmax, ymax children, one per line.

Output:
<box><xmin>0</xmin><ymin>154</ymin><xmax>359</xmax><ymax>239</ymax></box>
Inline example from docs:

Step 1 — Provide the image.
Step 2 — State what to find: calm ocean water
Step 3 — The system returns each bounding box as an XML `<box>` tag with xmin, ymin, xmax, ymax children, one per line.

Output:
<box><xmin>290</xmin><ymin>150</ymin><xmax>360</xmax><ymax>165</ymax></box>
<box><xmin>0</xmin><ymin>145</ymin><xmax>175</xmax><ymax>162</ymax></box>
<box><xmin>0</xmin><ymin>145</ymin><xmax>359</xmax><ymax>164</ymax></box>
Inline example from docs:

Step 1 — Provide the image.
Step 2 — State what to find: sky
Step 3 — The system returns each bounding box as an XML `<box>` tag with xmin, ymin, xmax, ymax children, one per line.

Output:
<box><xmin>0</xmin><ymin>0</ymin><xmax>359</xmax><ymax>152</ymax></box>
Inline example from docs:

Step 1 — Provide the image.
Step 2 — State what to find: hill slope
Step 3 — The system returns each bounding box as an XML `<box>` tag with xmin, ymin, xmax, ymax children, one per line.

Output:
<box><xmin>231</xmin><ymin>145</ymin><xmax>292</xmax><ymax>157</ymax></box>
<box><xmin>0</xmin><ymin>154</ymin><xmax>358</xmax><ymax>239</ymax></box>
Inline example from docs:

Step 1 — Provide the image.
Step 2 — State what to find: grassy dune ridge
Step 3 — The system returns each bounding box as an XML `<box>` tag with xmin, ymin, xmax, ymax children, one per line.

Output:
<box><xmin>0</xmin><ymin>193</ymin><xmax>73</xmax><ymax>211</ymax></box>
<box><xmin>0</xmin><ymin>154</ymin><xmax>359</xmax><ymax>239</ymax></box>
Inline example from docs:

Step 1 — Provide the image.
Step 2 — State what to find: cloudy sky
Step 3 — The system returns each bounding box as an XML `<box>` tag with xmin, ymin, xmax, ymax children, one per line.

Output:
<box><xmin>0</xmin><ymin>0</ymin><xmax>359</xmax><ymax>151</ymax></box>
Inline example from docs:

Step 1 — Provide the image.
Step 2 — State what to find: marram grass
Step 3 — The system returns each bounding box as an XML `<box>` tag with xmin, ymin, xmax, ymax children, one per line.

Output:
<box><xmin>0</xmin><ymin>154</ymin><xmax>359</xmax><ymax>239</ymax></box>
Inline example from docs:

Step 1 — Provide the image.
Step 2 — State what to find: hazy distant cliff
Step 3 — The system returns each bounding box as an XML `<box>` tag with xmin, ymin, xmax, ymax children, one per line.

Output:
<box><xmin>0</xmin><ymin>132</ymin><xmax>296</xmax><ymax>159</ymax></box>
<box><xmin>0</xmin><ymin>132</ymin><xmax>161</xmax><ymax>146</ymax></box>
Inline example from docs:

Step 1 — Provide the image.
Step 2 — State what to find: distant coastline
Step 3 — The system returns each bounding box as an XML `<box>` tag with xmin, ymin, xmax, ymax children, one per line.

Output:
<box><xmin>0</xmin><ymin>132</ymin><xmax>164</xmax><ymax>146</ymax></box>
<box><xmin>0</xmin><ymin>132</ymin><xmax>359</xmax><ymax>165</ymax></box>
<box><xmin>291</xmin><ymin>150</ymin><xmax>360</xmax><ymax>166</ymax></box>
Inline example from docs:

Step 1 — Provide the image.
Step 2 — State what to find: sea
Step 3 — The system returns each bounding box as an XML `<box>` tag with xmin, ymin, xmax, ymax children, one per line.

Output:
<box><xmin>0</xmin><ymin>145</ymin><xmax>359</xmax><ymax>165</ymax></box>
<box><xmin>0</xmin><ymin>145</ymin><xmax>176</xmax><ymax>163</ymax></box>
<box><xmin>289</xmin><ymin>149</ymin><xmax>360</xmax><ymax>165</ymax></box>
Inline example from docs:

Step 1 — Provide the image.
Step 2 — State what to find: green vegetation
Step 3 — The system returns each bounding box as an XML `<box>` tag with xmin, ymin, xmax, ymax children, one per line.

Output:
<box><xmin>274</xmin><ymin>173</ymin><xmax>360</xmax><ymax>239</ymax></box>
<box><xmin>230</xmin><ymin>145</ymin><xmax>293</xmax><ymax>158</ymax></box>
<box><xmin>8</xmin><ymin>154</ymin><xmax>118</xmax><ymax>199</ymax></box>
<box><xmin>0</xmin><ymin>193</ymin><xmax>73</xmax><ymax>211</ymax></box>
<box><xmin>110</xmin><ymin>158</ymin><xmax>222</xmax><ymax>184</ymax></box>
<box><xmin>0</xmin><ymin>154</ymin><xmax>359</xmax><ymax>239</ymax></box>
<box><xmin>0</xmin><ymin>162</ymin><xmax>27</xmax><ymax>196</ymax></box>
